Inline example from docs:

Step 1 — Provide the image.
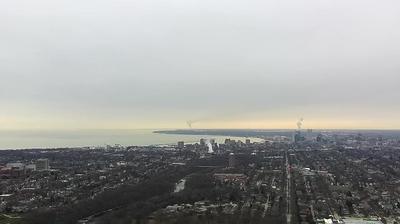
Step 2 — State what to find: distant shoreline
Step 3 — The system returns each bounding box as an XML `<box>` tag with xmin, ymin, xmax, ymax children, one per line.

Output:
<box><xmin>0</xmin><ymin>129</ymin><xmax>265</xmax><ymax>150</ymax></box>
<box><xmin>154</xmin><ymin>129</ymin><xmax>400</xmax><ymax>138</ymax></box>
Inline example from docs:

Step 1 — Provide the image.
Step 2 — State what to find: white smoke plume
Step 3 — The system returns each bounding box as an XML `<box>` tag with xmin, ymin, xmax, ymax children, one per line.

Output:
<box><xmin>186</xmin><ymin>120</ymin><xmax>199</xmax><ymax>128</ymax></box>
<box><xmin>297</xmin><ymin>118</ymin><xmax>304</xmax><ymax>130</ymax></box>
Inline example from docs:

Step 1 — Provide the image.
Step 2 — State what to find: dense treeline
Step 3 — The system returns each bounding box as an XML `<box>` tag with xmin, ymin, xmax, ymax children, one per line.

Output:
<box><xmin>23</xmin><ymin>156</ymin><xmax>251</xmax><ymax>224</ymax></box>
<box><xmin>97</xmin><ymin>172</ymin><xmax>242</xmax><ymax>224</ymax></box>
<box><xmin>24</xmin><ymin>165</ymin><xmax>199</xmax><ymax>224</ymax></box>
<box><xmin>90</xmin><ymin>155</ymin><xmax>271</xmax><ymax>223</ymax></box>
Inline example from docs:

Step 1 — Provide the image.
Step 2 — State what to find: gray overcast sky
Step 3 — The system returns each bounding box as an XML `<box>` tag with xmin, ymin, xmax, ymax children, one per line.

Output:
<box><xmin>1</xmin><ymin>0</ymin><xmax>400</xmax><ymax>129</ymax></box>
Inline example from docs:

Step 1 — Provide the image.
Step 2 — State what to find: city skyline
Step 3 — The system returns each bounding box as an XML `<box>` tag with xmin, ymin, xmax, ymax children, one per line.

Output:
<box><xmin>2</xmin><ymin>1</ymin><xmax>400</xmax><ymax>223</ymax></box>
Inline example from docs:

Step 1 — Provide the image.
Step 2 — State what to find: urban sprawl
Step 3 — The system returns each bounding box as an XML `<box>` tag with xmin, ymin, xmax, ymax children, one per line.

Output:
<box><xmin>1</xmin><ymin>131</ymin><xmax>400</xmax><ymax>224</ymax></box>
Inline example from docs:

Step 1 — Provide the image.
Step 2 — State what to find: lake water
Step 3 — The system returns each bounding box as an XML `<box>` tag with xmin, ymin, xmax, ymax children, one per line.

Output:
<box><xmin>0</xmin><ymin>129</ymin><xmax>263</xmax><ymax>150</ymax></box>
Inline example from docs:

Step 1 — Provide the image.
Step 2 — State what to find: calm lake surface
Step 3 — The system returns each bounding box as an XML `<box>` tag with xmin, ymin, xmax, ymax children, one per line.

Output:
<box><xmin>0</xmin><ymin>129</ymin><xmax>263</xmax><ymax>150</ymax></box>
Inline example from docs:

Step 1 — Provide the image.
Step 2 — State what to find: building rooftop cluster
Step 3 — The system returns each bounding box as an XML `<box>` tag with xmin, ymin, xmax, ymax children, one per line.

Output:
<box><xmin>1</xmin><ymin>131</ymin><xmax>400</xmax><ymax>224</ymax></box>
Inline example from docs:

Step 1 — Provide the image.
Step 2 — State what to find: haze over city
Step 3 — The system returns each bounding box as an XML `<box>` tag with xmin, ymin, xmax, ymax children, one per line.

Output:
<box><xmin>1</xmin><ymin>0</ymin><xmax>400</xmax><ymax>130</ymax></box>
<box><xmin>3</xmin><ymin>1</ymin><xmax>400</xmax><ymax>224</ymax></box>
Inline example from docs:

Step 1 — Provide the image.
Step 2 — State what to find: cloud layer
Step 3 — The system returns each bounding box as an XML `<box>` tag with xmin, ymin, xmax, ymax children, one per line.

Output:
<box><xmin>1</xmin><ymin>0</ymin><xmax>400</xmax><ymax>129</ymax></box>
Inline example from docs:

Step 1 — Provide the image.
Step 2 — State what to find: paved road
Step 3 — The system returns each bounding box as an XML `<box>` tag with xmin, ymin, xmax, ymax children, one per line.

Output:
<box><xmin>285</xmin><ymin>151</ymin><xmax>292</xmax><ymax>224</ymax></box>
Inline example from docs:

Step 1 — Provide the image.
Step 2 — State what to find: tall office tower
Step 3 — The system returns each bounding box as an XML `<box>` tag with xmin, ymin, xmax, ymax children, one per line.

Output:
<box><xmin>229</xmin><ymin>153</ymin><xmax>236</xmax><ymax>168</ymax></box>
<box><xmin>200</xmin><ymin>138</ymin><xmax>206</xmax><ymax>146</ymax></box>
<box><xmin>209</xmin><ymin>139</ymin><xmax>215</xmax><ymax>145</ymax></box>
<box><xmin>36</xmin><ymin>159</ymin><xmax>49</xmax><ymax>171</ymax></box>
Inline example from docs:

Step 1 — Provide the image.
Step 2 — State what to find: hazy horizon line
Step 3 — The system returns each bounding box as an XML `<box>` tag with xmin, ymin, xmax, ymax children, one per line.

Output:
<box><xmin>1</xmin><ymin>128</ymin><xmax>400</xmax><ymax>131</ymax></box>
